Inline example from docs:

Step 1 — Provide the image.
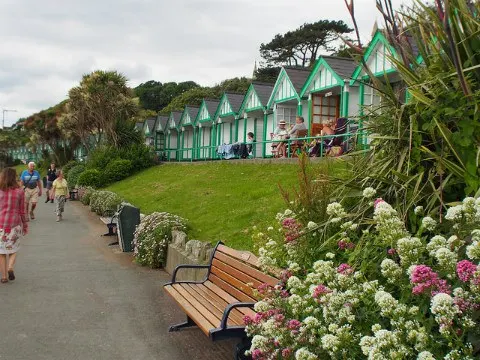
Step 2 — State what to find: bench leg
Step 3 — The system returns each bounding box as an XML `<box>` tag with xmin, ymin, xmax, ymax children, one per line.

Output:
<box><xmin>168</xmin><ymin>316</ymin><xmax>196</xmax><ymax>332</ymax></box>
<box><xmin>235</xmin><ymin>337</ymin><xmax>252</xmax><ymax>360</ymax></box>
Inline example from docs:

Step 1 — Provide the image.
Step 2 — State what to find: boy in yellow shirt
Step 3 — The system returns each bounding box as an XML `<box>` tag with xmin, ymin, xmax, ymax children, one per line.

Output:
<box><xmin>50</xmin><ymin>170</ymin><xmax>69</xmax><ymax>222</ymax></box>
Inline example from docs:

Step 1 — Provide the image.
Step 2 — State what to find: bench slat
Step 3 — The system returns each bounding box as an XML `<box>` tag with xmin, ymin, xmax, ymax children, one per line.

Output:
<box><xmin>212</xmin><ymin>258</ymin><xmax>262</xmax><ymax>291</ymax></box>
<box><xmin>203</xmin><ymin>281</ymin><xmax>255</xmax><ymax>317</ymax></box>
<box><xmin>209</xmin><ymin>273</ymin><xmax>256</xmax><ymax>303</ymax></box>
<box><xmin>172</xmin><ymin>284</ymin><xmax>222</xmax><ymax>330</ymax></box>
<box><xmin>164</xmin><ymin>285</ymin><xmax>214</xmax><ymax>336</ymax></box>
<box><xmin>217</xmin><ymin>245</ymin><xmax>261</xmax><ymax>269</ymax></box>
<box><xmin>187</xmin><ymin>284</ymin><xmax>246</xmax><ymax>325</ymax></box>
<box><xmin>214</xmin><ymin>252</ymin><xmax>278</xmax><ymax>287</ymax></box>
<box><xmin>182</xmin><ymin>284</ymin><xmax>243</xmax><ymax>326</ymax></box>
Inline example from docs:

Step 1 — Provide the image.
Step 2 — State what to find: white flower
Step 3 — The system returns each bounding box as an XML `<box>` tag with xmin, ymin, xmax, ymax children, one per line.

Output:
<box><xmin>303</xmin><ymin>316</ymin><xmax>319</xmax><ymax>328</ymax></box>
<box><xmin>466</xmin><ymin>240</ymin><xmax>480</xmax><ymax>260</ymax></box>
<box><xmin>397</xmin><ymin>237</ymin><xmax>424</xmax><ymax>266</ymax></box>
<box><xmin>421</xmin><ymin>216</ymin><xmax>437</xmax><ymax>231</ymax></box>
<box><xmin>435</xmin><ymin>247</ymin><xmax>457</xmax><ymax>273</ymax></box>
<box><xmin>287</xmin><ymin>276</ymin><xmax>303</xmax><ymax>292</ymax></box>
<box><xmin>288</xmin><ymin>262</ymin><xmax>301</xmax><ymax>272</ymax></box>
<box><xmin>417</xmin><ymin>351</ymin><xmax>436</xmax><ymax>360</ymax></box>
<box><xmin>325</xmin><ymin>252</ymin><xmax>335</xmax><ymax>259</ymax></box>
<box><xmin>363</xmin><ymin>187</ymin><xmax>376</xmax><ymax>198</ymax></box>
<box><xmin>307</xmin><ymin>221</ymin><xmax>317</xmax><ymax>230</ymax></box>
<box><xmin>426</xmin><ymin>235</ymin><xmax>447</xmax><ymax>256</ymax></box>
<box><xmin>445</xmin><ymin>205</ymin><xmax>463</xmax><ymax>221</ymax></box>
<box><xmin>295</xmin><ymin>348</ymin><xmax>318</xmax><ymax>360</ymax></box>
<box><xmin>284</xmin><ymin>209</ymin><xmax>293</xmax><ymax>216</ymax></box>
<box><xmin>414</xmin><ymin>206</ymin><xmax>424</xmax><ymax>215</ymax></box>
<box><xmin>431</xmin><ymin>293</ymin><xmax>460</xmax><ymax>334</ymax></box>
<box><xmin>321</xmin><ymin>334</ymin><xmax>340</xmax><ymax>353</ymax></box>
<box><xmin>326</xmin><ymin>202</ymin><xmax>346</xmax><ymax>218</ymax></box>
<box><xmin>253</xmin><ymin>301</ymin><xmax>270</xmax><ymax>312</ymax></box>
<box><xmin>380</xmin><ymin>259</ymin><xmax>402</xmax><ymax>283</ymax></box>
<box><xmin>251</xmin><ymin>335</ymin><xmax>269</xmax><ymax>351</ymax></box>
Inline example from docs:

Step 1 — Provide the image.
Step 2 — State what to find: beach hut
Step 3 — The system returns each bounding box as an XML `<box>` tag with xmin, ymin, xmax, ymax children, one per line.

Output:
<box><xmin>213</xmin><ymin>92</ymin><xmax>245</xmax><ymax>146</ymax></box>
<box><xmin>178</xmin><ymin>105</ymin><xmax>200</xmax><ymax>161</ymax></box>
<box><xmin>194</xmin><ymin>99</ymin><xmax>220</xmax><ymax>160</ymax></box>
<box><xmin>237</xmin><ymin>82</ymin><xmax>274</xmax><ymax>157</ymax></box>
<box><xmin>166</xmin><ymin>111</ymin><xmax>183</xmax><ymax>161</ymax></box>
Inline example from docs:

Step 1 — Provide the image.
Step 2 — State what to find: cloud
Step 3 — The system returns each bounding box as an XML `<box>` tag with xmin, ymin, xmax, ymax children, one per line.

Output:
<box><xmin>0</xmin><ymin>0</ymin><xmax>411</xmax><ymax>126</ymax></box>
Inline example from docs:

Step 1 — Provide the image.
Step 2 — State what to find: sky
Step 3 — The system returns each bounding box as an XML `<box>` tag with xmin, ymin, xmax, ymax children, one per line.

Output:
<box><xmin>0</xmin><ymin>0</ymin><xmax>413</xmax><ymax>127</ymax></box>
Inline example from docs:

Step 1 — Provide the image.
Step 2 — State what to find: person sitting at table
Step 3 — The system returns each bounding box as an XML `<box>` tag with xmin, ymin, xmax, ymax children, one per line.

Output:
<box><xmin>271</xmin><ymin>120</ymin><xmax>288</xmax><ymax>157</ymax></box>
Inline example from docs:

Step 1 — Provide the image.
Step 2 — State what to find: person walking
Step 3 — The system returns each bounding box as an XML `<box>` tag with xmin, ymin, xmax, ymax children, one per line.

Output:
<box><xmin>45</xmin><ymin>162</ymin><xmax>57</xmax><ymax>203</ymax></box>
<box><xmin>50</xmin><ymin>170</ymin><xmax>69</xmax><ymax>222</ymax></box>
<box><xmin>20</xmin><ymin>162</ymin><xmax>42</xmax><ymax>220</ymax></box>
<box><xmin>0</xmin><ymin>168</ymin><xmax>29</xmax><ymax>283</ymax></box>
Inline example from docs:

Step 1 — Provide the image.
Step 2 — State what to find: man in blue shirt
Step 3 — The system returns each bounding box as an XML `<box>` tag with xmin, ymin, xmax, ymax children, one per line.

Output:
<box><xmin>20</xmin><ymin>162</ymin><xmax>43</xmax><ymax>220</ymax></box>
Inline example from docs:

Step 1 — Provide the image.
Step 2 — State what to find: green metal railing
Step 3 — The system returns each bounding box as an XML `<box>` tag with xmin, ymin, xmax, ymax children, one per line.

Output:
<box><xmin>162</xmin><ymin>131</ymin><xmax>362</xmax><ymax>162</ymax></box>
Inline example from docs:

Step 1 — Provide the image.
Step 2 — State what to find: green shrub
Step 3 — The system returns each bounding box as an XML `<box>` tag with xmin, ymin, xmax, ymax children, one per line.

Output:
<box><xmin>89</xmin><ymin>190</ymin><xmax>122</xmax><ymax>216</ymax></box>
<box><xmin>86</xmin><ymin>146</ymin><xmax>118</xmax><ymax>170</ymax></box>
<box><xmin>80</xmin><ymin>187</ymin><xmax>96</xmax><ymax>205</ymax></box>
<box><xmin>133</xmin><ymin>212</ymin><xmax>187</xmax><ymax>268</ymax></box>
<box><xmin>118</xmin><ymin>144</ymin><xmax>155</xmax><ymax>172</ymax></box>
<box><xmin>62</xmin><ymin>160</ymin><xmax>79</xmax><ymax>177</ymax></box>
<box><xmin>103</xmin><ymin>159</ymin><xmax>133</xmax><ymax>184</ymax></box>
<box><xmin>77</xmin><ymin>169</ymin><xmax>104</xmax><ymax>188</ymax></box>
<box><xmin>67</xmin><ymin>164</ymin><xmax>85</xmax><ymax>188</ymax></box>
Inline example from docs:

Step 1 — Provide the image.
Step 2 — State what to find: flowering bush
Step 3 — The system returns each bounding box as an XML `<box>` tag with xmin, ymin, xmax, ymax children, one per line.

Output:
<box><xmin>247</xmin><ymin>192</ymin><xmax>480</xmax><ymax>359</ymax></box>
<box><xmin>89</xmin><ymin>190</ymin><xmax>122</xmax><ymax>216</ymax></box>
<box><xmin>133</xmin><ymin>212</ymin><xmax>187</xmax><ymax>268</ymax></box>
<box><xmin>80</xmin><ymin>187</ymin><xmax>96</xmax><ymax>206</ymax></box>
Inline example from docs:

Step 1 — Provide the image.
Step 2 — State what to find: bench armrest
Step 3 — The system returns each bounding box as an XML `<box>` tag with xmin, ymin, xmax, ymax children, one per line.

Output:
<box><xmin>220</xmin><ymin>302</ymin><xmax>256</xmax><ymax>330</ymax></box>
<box><xmin>165</xmin><ymin>264</ymin><xmax>210</xmax><ymax>285</ymax></box>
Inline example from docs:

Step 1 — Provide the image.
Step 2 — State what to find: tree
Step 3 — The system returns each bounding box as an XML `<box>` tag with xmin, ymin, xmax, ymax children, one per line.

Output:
<box><xmin>160</xmin><ymin>87</ymin><xmax>218</xmax><ymax>114</ymax></box>
<box><xmin>260</xmin><ymin>19</ymin><xmax>353</xmax><ymax>67</ymax></box>
<box><xmin>134</xmin><ymin>80</ymin><xmax>199</xmax><ymax>112</ymax></box>
<box><xmin>64</xmin><ymin>70</ymin><xmax>140</xmax><ymax>148</ymax></box>
<box><xmin>254</xmin><ymin>66</ymin><xmax>281</xmax><ymax>83</ymax></box>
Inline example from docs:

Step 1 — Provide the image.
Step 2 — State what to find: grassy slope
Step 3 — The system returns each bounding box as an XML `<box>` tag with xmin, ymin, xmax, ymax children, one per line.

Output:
<box><xmin>107</xmin><ymin>161</ymin><xmax>316</xmax><ymax>251</ymax></box>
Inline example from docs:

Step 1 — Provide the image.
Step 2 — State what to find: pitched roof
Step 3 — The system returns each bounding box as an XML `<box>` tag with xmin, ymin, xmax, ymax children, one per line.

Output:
<box><xmin>322</xmin><ymin>56</ymin><xmax>357</xmax><ymax>80</ymax></box>
<box><xmin>252</xmin><ymin>82</ymin><xmax>274</xmax><ymax>105</ymax></box>
<box><xmin>156</xmin><ymin>115</ymin><xmax>169</xmax><ymax>131</ymax></box>
<box><xmin>145</xmin><ymin>117</ymin><xmax>156</xmax><ymax>132</ymax></box>
<box><xmin>284</xmin><ymin>68</ymin><xmax>311</xmax><ymax>93</ymax></box>
<box><xmin>135</xmin><ymin>121</ymin><xmax>144</xmax><ymax>131</ymax></box>
<box><xmin>186</xmin><ymin>106</ymin><xmax>200</xmax><ymax>119</ymax></box>
<box><xmin>224</xmin><ymin>92</ymin><xmax>245</xmax><ymax>113</ymax></box>
<box><xmin>204</xmin><ymin>99</ymin><xmax>220</xmax><ymax>115</ymax></box>
<box><xmin>171</xmin><ymin>111</ymin><xmax>183</xmax><ymax>122</ymax></box>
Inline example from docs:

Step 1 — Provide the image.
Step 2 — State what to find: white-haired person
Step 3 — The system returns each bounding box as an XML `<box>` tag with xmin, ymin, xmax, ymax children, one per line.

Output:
<box><xmin>19</xmin><ymin>162</ymin><xmax>42</xmax><ymax>220</ymax></box>
<box><xmin>50</xmin><ymin>170</ymin><xmax>69</xmax><ymax>222</ymax></box>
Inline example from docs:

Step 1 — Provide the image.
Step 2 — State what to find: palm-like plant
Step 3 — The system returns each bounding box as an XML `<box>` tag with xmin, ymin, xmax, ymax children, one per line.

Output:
<box><xmin>337</xmin><ymin>0</ymin><xmax>480</xmax><ymax>222</ymax></box>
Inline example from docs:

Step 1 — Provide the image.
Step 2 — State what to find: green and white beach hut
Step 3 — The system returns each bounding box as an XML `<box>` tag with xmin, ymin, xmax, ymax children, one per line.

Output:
<box><xmin>142</xmin><ymin>117</ymin><xmax>156</xmax><ymax>147</ymax></box>
<box><xmin>154</xmin><ymin>114</ymin><xmax>169</xmax><ymax>159</ymax></box>
<box><xmin>265</xmin><ymin>67</ymin><xmax>310</xmax><ymax>155</ymax></box>
<box><xmin>194</xmin><ymin>99</ymin><xmax>220</xmax><ymax>160</ymax></box>
<box><xmin>237</xmin><ymin>82</ymin><xmax>274</xmax><ymax>158</ymax></box>
<box><xmin>166</xmin><ymin>111</ymin><xmax>183</xmax><ymax>161</ymax></box>
<box><xmin>178</xmin><ymin>105</ymin><xmax>200</xmax><ymax>161</ymax></box>
<box><xmin>213</xmin><ymin>92</ymin><xmax>245</xmax><ymax>146</ymax></box>
<box><xmin>300</xmin><ymin>56</ymin><xmax>357</xmax><ymax>135</ymax></box>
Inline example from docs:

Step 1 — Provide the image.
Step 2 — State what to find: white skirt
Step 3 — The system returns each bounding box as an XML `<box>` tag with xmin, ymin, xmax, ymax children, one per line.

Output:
<box><xmin>0</xmin><ymin>225</ymin><xmax>22</xmax><ymax>254</ymax></box>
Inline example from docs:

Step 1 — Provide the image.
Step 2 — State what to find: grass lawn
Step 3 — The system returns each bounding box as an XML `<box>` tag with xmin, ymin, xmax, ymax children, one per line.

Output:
<box><xmin>107</xmin><ymin>160</ymin><xmax>343</xmax><ymax>251</ymax></box>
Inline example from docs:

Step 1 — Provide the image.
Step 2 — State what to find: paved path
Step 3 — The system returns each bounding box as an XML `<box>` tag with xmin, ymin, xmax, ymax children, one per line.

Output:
<box><xmin>0</xmin><ymin>199</ymin><xmax>236</xmax><ymax>360</ymax></box>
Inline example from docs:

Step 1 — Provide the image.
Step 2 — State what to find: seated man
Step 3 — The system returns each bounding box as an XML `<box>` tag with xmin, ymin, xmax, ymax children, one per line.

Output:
<box><xmin>287</xmin><ymin>116</ymin><xmax>307</xmax><ymax>139</ymax></box>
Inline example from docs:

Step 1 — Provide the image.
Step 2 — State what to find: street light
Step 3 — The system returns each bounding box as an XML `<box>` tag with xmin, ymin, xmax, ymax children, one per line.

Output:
<box><xmin>2</xmin><ymin>109</ymin><xmax>17</xmax><ymax>129</ymax></box>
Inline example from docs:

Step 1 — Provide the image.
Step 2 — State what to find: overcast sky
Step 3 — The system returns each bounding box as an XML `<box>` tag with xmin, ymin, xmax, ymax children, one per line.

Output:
<box><xmin>0</xmin><ymin>0</ymin><xmax>412</xmax><ymax>127</ymax></box>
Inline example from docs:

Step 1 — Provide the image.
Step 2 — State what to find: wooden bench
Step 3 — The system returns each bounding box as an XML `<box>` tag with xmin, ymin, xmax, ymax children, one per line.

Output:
<box><xmin>164</xmin><ymin>242</ymin><xmax>279</xmax><ymax>343</ymax></box>
<box><xmin>99</xmin><ymin>216</ymin><xmax>118</xmax><ymax>237</ymax></box>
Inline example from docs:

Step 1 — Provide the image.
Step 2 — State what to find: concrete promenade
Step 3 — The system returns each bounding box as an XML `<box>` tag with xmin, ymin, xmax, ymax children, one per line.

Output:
<box><xmin>0</xmin><ymin>199</ymin><xmax>235</xmax><ymax>360</ymax></box>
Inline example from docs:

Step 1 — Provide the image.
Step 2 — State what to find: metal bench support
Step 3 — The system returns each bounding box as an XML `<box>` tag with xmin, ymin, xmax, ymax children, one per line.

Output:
<box><xmin>168</xmin><ymin>316</ymin><xmax>196</xmax><ymax>332</ymax></box>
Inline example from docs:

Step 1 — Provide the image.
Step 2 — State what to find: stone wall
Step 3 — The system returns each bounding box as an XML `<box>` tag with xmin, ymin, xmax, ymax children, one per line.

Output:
<box><xmin>165</xmin><ymin>230</ymin><xmax>214</xmax><ymax>282</ymax></box>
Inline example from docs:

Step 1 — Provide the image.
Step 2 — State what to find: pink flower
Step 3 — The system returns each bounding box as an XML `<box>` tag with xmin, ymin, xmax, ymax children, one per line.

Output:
<box><xmin>243</xmin><ymin>315</ymin><xmax>253</xmax><ymax>325</ymax></box>
<box><xmin>282</xmin><ymin>348</ymin><xmax>292</xmax><ymax>357</ymax></box>
<box><xmin>287</xmin><ymin>319</ymin><xmax>301</xmax><ymax>330</ymax></box>
<box><xmin>337</xmin><ymin>263</ymin><xmax>353</xmax><ymax>275</ymax></box>
<box><xmin>374</xmin><ymin>198</ymin><xmax>385</xmax><ymax>208</ymax></box>
<box><xmin>456</xmin><ymin>260</ymin><xmax>478</xmax><ymax>282</ymax></box>
<box><xmin>410</xmin><ymin>265</ymin><xmax>451</xmax><ymax>296</ymax></box>
<box><xmin>274</xmin><ymin>313</ymin><xmax>285</xmax><ymax>323</ymax></box>
<box><xmin>387</xmin><ymin>248</ymin><xmax>396</xmax><ymax>256</ymax></box>
<box><xmin>252</xmin><ymin>349</ymin><xmax>263</xmax><ymax>359</ymax></box>
<box><xmin>338</xmin><ymin>240</ymin><xmax>355</xmax><ymax>250</ymax></box>
<box><xmin>312</xmin><ymin>284</ymin><xmax>331</xmax><ymax>298</ymax></box>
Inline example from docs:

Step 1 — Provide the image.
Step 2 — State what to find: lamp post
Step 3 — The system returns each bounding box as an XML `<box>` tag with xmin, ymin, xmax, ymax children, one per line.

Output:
<box><xmin>2</xmin><ymin>109</ymin><xmax>18</xmax><ymax>129</ymax></box>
